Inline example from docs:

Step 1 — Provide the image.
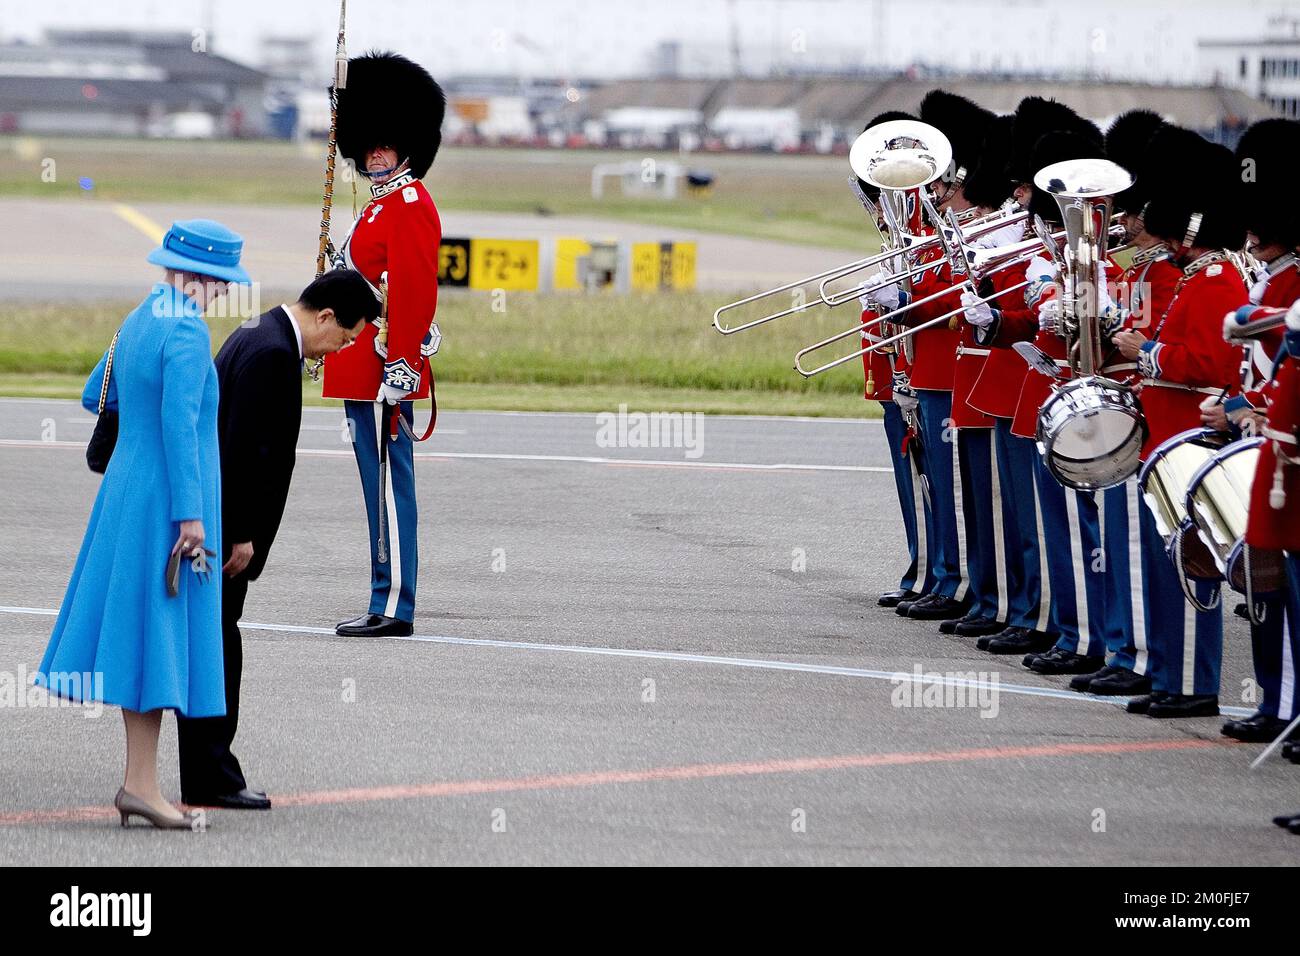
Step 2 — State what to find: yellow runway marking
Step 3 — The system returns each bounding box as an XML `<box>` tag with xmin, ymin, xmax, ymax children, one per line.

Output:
<box><xmin>111</xmin><ymin>203</ymin><xmax>165</xmax><ymax>245</ymax></box>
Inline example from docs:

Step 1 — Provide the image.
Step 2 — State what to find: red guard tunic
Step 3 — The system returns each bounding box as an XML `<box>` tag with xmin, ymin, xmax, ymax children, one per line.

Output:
<box><xmin>1099</xmin><ymin>246</ymin><xmax>1180</xmax><ymax>385</ymax></box>
<box><xmin>1242</xmin><ymin>255</ymin><xmax>1300</xmax><ymax>407</ymax></box>
<box><xmin>860</xmin><ymin>307</ymin><xmax>907</xmax><ymax>402</ymax></box>
<box><xmin>902</xmin><ymin>241</ymin><xmax>963</xmax><ymax>393</ymax></box>
<box><xmin>1247</xmin><ymin>351</ymin><xmax>1300</xmax><ymax>552</ymax></box>
<box><xmin>1136</xmin><ymin>255</ymin><xmax>1248</xmax><ymax>460</ymax></box>
<box><xmin>967</xmin><ymin>261</ymin><xmax>1037</xmax><ymax>420</ymax></box>
<box><xmin>323</xmin><ymin>174</ymin><xmax>442</xmax><ymax>401</ymax></box>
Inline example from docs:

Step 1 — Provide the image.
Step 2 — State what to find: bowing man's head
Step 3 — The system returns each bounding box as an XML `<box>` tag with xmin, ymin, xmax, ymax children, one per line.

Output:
<box><xmin>294</xmin><ymin>269</ymin><xmax>382</xmax><ymax>359</ymax></box>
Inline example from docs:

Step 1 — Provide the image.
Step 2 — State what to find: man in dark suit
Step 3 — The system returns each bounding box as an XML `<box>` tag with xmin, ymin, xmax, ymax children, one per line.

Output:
<box><xmin>178</xmin><ymin>269</ymin><xmax>380</xmax><ymax>810</ymax></box>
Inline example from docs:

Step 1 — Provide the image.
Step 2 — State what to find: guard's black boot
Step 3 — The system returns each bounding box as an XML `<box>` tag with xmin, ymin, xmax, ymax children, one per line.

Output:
<box><xmin>906</xmin><ymin>595</ymin><xmax>967</xmax><ymax>621</ymax></box>
<box><xmin>1147</xmin><ymin>694</ymin><xmax>1219</xmax><ymax>719</ymax></box>
<box><xmin>1086</xmin><ymin>666</ymin><xmax>1152</xmax><ymax>697</ymax></box>
<box><xmin>1220</xmin><ymin>712</ymin><xmax>1293</xmax><ymax>743</ymax></box>
<box><xmin>1126</xmin><ymin>691</ymin><xmax>1170</xmax><ymax>715</ymax></box>
<box><xmin>985</xmin><ymin>628</ymin><xmax>1054</xmax><ymax>656</ymax></box>
<box><xmin>1028</xmin><ymin>647</ymin><xmax>1107</xmax><ymax>676</ymax></box>
<box><xmin>878</xmin><ymin>588</ymin><xmax>918</xmax><ymax>608</ymax></box>
<box><xmin>336</xmin><ymin>614</ymin><xmax>414</xmax><ymax>638</ymax></box>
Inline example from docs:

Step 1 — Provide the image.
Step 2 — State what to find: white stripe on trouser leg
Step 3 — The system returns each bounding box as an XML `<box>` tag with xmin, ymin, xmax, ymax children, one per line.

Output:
<box><xmin>1279</xmin><ymin>614</ymin><xmax>1296</xmax><ymax>718</ymax></box>
<box><xmin>951</xmin><ymin>422</ymin><xmax>968</xmax><ymax>602</ymax></box>
<box><xmin>1127</xmin><ymin>480</ymin><xmax>1148</xmax><ymax>674</ymax></box>
<box><xmin>989</xmin><ymin>440</ymin><xmax>1007</xmax><ymax>620</ymax></box>
<box><xmin>911</xmin><ymin>453</ymin><xmax>929</xmax><ymax>589</ymax></box>
<box><xmin>1181</xmin><ymin>598</ymin><xmax>1196</xmax><ymax>695</ymax></box>
<box><xmin>1031</xmin><ymin>463</ymin><xmax>1051</xmax><ymax>632</ymax></box>
<box><xmin>375</xmin><ymin>403</ymin><xmax>403</xmax><ymax>620</ymax></box>
<box><xmin>1065</xmin><ymin>491</ymin><xmax>1093</xmax><ymax>655</ymax></box>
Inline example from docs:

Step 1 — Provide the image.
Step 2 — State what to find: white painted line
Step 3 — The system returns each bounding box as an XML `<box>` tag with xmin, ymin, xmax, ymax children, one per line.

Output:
<box><xmin>2</xmin><ymin>397</ymin><xmax>884</xmax><ymax>427</ymax></box>
<box><xmin>0</xmin><ymin>605</ymin><xmax>1253</xmax><ymax>717</ymax></box>
<box><xmin>0</xmin><ymin>439</ymin><xmax>889</xmax><ymax>474</ymax></box>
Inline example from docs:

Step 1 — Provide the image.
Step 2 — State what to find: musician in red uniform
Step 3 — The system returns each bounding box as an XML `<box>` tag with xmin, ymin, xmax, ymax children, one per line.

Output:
<box><xmin>1112</xmin><ymin>135</ymin><xmax>1249</xmax><ymax>718</ymax></box>
<box><xmin>1082</xmin><ymin>113</ymin><xmax>1184</xmax><ymax>697</ymax></box>
<box><xmin>966</xmin><ymin>109</ymin><xmax>1113</xmax><ymax>675</ymax></box>
<box><xmin>856</xmin><ymin>111</ymin><xmax>937</xmax><ymax>609</ymax></box>
<box><xmin>1217</xmin><ymin>118</ymin><xmax>1300</xmax><ymax>743</ymax></box>
<box><xmin>882</xmin><ymin>90</ymin><xmax>1005</xmax><ymax>636</ymax></box>
<box><xmin>323</xmin><ymin>52</ymin><xmax>446</xmax><ymax>638</ymax></box>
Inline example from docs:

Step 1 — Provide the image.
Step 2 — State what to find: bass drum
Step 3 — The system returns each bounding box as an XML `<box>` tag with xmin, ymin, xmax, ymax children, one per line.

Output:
<box><xmin>1138</xmin><ymin>428</ymin><xmax>1228</xmax><ymax>584</ymax></box>
<box><xmin>1037</xmin><ymin>375</ymin><xmax>1147</xmax><ymax>490</ymax></box>
<box><xmin>1185</xmin><ymin>436</ymin><xmax>1287</xmax><ymax>595</ymax></box>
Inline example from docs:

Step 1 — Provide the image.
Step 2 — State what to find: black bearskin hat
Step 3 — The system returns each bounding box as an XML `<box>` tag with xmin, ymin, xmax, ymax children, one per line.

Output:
<box><xmin>1105</xmin><ymin>109</ymin><xmax>1167</xmax><ymax>214</ymax></box>
<box><xmin>1143</xmin><ymin>133</ymin><xmax>1246</xmax><ymax>251</ymax></box>
<box><xmin>1005</xmin><ymin>96</ymin><xmax>1101</xmax><ymax>184</ymax></box>
<box><xmin>1026</xmin><ymin>130</ymin><xmax>1107</xmax><ymax>225</ymax></box>
<box><xmin>336</xmin><ymin>51</ymin><xmax>446</xmax><ymax>179</ymax></box>
<box><xmin>962</xmin><ymin>114</ymin><xmax>1016</xmax><ymax>210</ymax></box>
<box><xmin>1235</xmin><ymin>118</ymin><xmax>1300</xmax><ymax>247</ymax></box>
<box><xmin>855</xmin><ymin>110</ymin><xmax>917</xmax><ymax>200</ymax></box>
<box><xmin>919</xmin><ymin>89</ymin><xmax>994</xmax><ymax>187</ymax></box>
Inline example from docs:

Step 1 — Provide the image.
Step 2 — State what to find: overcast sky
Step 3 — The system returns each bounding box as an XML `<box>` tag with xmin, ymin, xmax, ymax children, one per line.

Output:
<box><xmin>0</xmin><ymin>0</ymin><xmax>1296</xmax><ymax>83</ymax></box>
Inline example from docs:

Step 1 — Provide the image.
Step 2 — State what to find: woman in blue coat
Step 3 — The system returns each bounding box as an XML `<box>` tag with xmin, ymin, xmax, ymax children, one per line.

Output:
<box><xmin>35</xmin><ymin>220</ymin><xmax>251</xmax><ymax>830</ymax></box>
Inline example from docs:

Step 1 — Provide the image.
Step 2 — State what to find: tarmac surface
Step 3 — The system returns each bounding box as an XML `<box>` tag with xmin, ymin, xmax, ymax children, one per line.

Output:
<box><xmin>0</xmin><ymin>397</ymin><xmax>1295</xmax><ymax>865</ymax></box>
<box><xmin>0</xmin><ymin>197</ymin><xmax>853</xmax><ymax>299</ymax></box>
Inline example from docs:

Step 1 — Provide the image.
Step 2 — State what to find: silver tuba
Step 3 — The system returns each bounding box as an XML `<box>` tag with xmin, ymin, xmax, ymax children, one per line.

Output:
<box><xmin>1032</xmin><ymin>158</ymin><xmax>1148</xmax><ymax>491</ymax></box>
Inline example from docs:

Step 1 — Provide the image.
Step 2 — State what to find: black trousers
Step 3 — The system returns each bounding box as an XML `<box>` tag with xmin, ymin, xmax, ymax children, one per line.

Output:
<box><xmin>177</xmin><ymin>573</ymin><xmax>249</xmax><ymax>799</ymax></box>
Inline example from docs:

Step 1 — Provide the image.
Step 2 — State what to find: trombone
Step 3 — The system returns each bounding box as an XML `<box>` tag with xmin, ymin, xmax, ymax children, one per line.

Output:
<box><xmin>712</xmin><ymin>118</ymin><xmax>953</xmax><ymax>335</ymax></box>
<box><xmin>793</xmin><ymin>216</ymin><xmax>1129</xmax><ymax>378</ymax></box>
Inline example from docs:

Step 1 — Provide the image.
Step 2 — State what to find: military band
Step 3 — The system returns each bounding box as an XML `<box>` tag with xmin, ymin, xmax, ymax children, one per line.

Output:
<box><xmin>719</xmin><ymin>94</ymin><xmax>1300</xmax><ymax>830</ymax></box>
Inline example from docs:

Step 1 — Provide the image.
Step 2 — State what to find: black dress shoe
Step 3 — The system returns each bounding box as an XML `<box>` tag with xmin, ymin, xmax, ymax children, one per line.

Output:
<box><xmin>1284</xmin><ymin>741</ymin><xmax>1300</xmax><ymax>764</ymax></box>
<box><xmin>1288</xmin><ymin>818</ymin><xmax>1300</xmax><ymax>835</ymax></box>
<box><xmin>1087</xmin><ymin>666</ymin><xmax>1152</xmax><ymax>697</ymax></box>
<box><xmin>1221</xmin><ymin>712</ymin><xmax>1294</xmax><ymax>743</ymax></box>
<box><xmin>184</xmin><ymin>788</ymin><xmax>272</xmax><ymax>810</ymax></box>
<box><xmin>1028</xmin><ymin>647</ymin><xmax>1107</xmax><ymax>676</ymax></box>
<box><xmin>336</xmin><ymin>614</ymin><xmax>414</xmax><ymax>637</ymax></box>
<box><xmin>955</xmin><ymin>618</ymin><xmax>1006</xmax><ymax>637</ymax></box>
<box><xmin>985</xmin><ymin>628</ymin><xmax>1054</xmax><ymax>656</ymax></box>
<box><xmin>977</xmin><ymin>626</ymin><xmax>1020</xmax><ymax>651</ymax></box>
<box><xmin>895</xmin><ymin>596</ymin><xmax>923</xmax><ymax>616</ymax></box>
<box><xmin>1126</xmin><ymin>691</ymin><xmax>1169</xmax><ymax>715</ymax></box>
<box><xmin>939</xmin><ymin>610</ymin><xmax>988</xmax><ymax>635</ymax></box>
<box><xmin>878</xmin><ymin>589</ymin><xmax>918</xmax><ymax>608</ymax></box>
<box><xmin>1069</xmin><ymin>665</ymin><xmax>1115</xmax><ymax>692</ymax></box>
<box><xmin>906</xmin><ymin>595</ymin><xmax>967</xmax><ymax>621</ymax></box>
<box><xmin>1272</xmin><ymin>812</ymin><xmax>1300</xmax><ymax>828</ymax></box>
<box><xmin>1148</xmin><ymin>694</ymin><xmax>1219</xmax><ymax>719</ymax></box>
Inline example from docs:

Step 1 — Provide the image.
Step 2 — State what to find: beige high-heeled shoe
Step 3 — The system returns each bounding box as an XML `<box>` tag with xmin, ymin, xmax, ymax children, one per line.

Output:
<box><xmin>114</xmin><ymin>787</ymin><xmax>201</xmax><ymax>831</ymax></box>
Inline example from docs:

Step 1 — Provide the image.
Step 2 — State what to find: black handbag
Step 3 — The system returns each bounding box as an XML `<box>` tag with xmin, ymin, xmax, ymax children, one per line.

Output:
<box><xmin>86</xmin><ymin>330</ymin><xmax>121</xmax><ymax>474</ymax></box>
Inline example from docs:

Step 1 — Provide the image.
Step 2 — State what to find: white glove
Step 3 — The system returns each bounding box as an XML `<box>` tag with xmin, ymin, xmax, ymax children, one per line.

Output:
<box><xmin>1025</xmin><ymin>256</ymin><xmax>1057</xmax><ymax>283</ymax></box>
<box><xmin>376</xmin><ymin>383</ymin><xmax>409</xmax><ymax>405</ymax></box>
<box><xmin>1249</xmin><ymin>273</ymin><xmax>1270</xmax><ymax>306</ymax></box>
<box><xmin>860</xmin><ymin>282</ymin><xmax>902</xmax><ymax>314</ymax></box>
<box><xmin>1038</xmin><ymin>297</ymin><xmax>1061</xmax><ymax>333</ymax></box>
<box><xmin>961</xmin><ymin>290</ymin><xmax>995</xmax><ymax>329</ymax></box>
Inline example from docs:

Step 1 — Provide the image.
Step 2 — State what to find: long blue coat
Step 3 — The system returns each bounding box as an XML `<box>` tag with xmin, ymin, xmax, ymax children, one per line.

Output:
<box><xmin>36</xmin><ymin>283</ymin><xmax>226</xmax><ymax>717</ymax></box>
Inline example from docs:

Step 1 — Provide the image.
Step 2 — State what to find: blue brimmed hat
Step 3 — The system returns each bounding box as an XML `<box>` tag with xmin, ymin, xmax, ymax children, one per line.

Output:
<box><xmin>146</xmin><ymin>219</ymin><xmax>252</xmax><ymax>284</ymax></box>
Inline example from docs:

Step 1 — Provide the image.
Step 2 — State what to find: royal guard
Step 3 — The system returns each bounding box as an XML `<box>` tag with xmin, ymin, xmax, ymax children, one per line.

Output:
<box><xmin>1112</xmin><ymin>135</ymin><xmax>1249</xmax><ymax>718</ymax></box>
<box><xmin>1081</xmin><ymin>112</ymin><xmax>1183</xmax><ymax>697</ymax></box>
<box><xmin>967</xmin><ymin>104</ymin><xmax>1113</xmax><ymax>675</ymax></box>
<box><xmin>963</xmin><ymin>113</ymin><xmax>1057</xmax><ymax>657</ymax></box>
<box><xmin>915</xmin><ymin>90</ymin><xmax>1015</xmax><ymax>640</ymax></box>
<box><xmin>1219</xmin><ymin>118</ymin><xmax>1300</xmax><ymax>743</ymax></box>
<box><xmin>856</xmin><ymin>111</ymin><xmax>937</xmax><ymax>609</ymax></box>
<box><xmin>324</xmin><ymin>52</ymin><xmax>446</xmax><ymax>638</ymax></box>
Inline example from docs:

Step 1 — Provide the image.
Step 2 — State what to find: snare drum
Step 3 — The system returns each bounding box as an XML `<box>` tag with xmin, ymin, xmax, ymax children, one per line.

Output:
<box><xmin>1138</xmin><ymin>428</ymin><xmax>1229</xmax><ymax>582</ymax></box>
<box><xmin>1037</xmin><ymin>375</ymin><xmax>1147</xmax><ymax>490</ymax></box>
<box><xmin>1184</xmin><ymin>437</ymin><xmax>1286</xmax><ymax>594</ymax></box>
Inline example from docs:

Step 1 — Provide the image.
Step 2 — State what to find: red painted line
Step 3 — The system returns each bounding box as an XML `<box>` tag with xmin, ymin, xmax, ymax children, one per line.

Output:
<box><xmin>0</xmin><ymin>738</ymin><xmax>1229</xmax><ymax>828</ymax></box>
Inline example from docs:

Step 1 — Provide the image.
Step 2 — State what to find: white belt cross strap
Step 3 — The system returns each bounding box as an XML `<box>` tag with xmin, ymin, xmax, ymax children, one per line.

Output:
<box><xmin>1139</xmin><ymin>378</ymin><xmax>1223</xmax><ymax>397</ymax></box>
<box><xmin>1263</xmin><ymin>424</ymin><xmax>1297</xmax><ymax>447</ymax></box>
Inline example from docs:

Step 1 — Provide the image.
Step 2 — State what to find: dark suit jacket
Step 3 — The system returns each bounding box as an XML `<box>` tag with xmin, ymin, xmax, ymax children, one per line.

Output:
<box><xmin>215</xmin><ymin>306</ymin><xmax>303</xmax><ymax>582</ymax></box>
